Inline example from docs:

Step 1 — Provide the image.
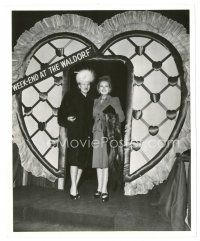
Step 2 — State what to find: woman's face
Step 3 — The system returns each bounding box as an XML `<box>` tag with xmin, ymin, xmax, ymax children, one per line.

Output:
<box><xmin>98</xmin><ymin>81</ymin><xmax>111</xmax><ymax>95</ymax></box>
<box><xmin>78</xmin><ymin>82</ymin><xmax>91</xmax><ymax>94</ymax></box>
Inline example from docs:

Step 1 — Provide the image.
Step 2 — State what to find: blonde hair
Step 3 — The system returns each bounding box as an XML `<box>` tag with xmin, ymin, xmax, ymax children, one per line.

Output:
<box><xmin>76</xmin><ymin>69</ymin><xmax>95</xmax><ymax>84</ymax></box>
<box><xmin>97</xmin><ymin>75</ymin><xmax>112</xmax><ymax>93</ymax></box>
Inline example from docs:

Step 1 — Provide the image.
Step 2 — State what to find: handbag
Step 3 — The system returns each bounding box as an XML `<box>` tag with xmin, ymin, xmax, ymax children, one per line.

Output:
<box><xmin>102</xmin><ymin>105</ymin><xmax>116</xmax><ymax>115</ymax></box>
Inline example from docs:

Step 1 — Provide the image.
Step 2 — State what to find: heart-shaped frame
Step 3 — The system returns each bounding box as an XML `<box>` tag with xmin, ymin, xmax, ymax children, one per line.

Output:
<box><xmin>13</xmin><ymin>12</ymin><xmax>189</xmax><ymax>186</ymax></box>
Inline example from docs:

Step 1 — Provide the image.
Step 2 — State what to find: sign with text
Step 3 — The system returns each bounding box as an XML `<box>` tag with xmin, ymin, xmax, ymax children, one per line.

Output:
<box><xmin>12</xmin><ymin>46</ymin><xmax>95</xmax><ymax>95</ymax></box>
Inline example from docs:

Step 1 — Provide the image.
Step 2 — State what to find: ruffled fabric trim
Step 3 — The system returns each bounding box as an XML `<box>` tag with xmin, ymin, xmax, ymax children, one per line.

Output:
<box><xmin>100</xmin><ymin>11</ymin><xmax>190</xmax><ymax>195</ymax></box>
<box><xmin>12</xmin><ymin>96</ymin><xmax>57</xmax><ymax>182</ymax></box>
<box><xmin>13</xmin><ymin>14</ymin><xmax>103</xmax><ymax>83</ymax></box>
<box><xmin>12</xmin><ymin>14</ymin><xmax>103</xmax><ymax>182</ymax></box>
<box><xmin>100</xmin><ymin>11</ymin><xmax>189</xmax><ymax>62</ymax></box>
<box><xmin>124</xmin><ymin>102</ymin><xmax>190</xmax><ymax>195</ymax></box>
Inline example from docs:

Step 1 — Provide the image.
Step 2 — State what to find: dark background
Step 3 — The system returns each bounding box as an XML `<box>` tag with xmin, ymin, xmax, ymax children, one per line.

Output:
<box><xmin>12</xmin><ymin>10</ymin><xmax>189</xmax><ymax>49</ymax></box>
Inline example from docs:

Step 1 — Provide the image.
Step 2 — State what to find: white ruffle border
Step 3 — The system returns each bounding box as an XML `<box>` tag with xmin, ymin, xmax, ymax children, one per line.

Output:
<box><xmin>124</xmin><ymin>103</ymin><xmax>190</xmax><ymax>195</ymax></box>
<box><xmin>101</xmin><ymin>11</ymin><xmax>190</xmax><ymax>195</ymax></box>
<box><xmin>13</xmin><ymin>11</ymin><xmax>190</xmax><ymax>190</ymax></box>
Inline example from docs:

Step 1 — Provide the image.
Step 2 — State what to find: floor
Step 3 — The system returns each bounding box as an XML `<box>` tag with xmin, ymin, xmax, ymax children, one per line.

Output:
<box><xmin>13</xmin><ymin>179</ymin><xmax>172</xmax><ymax>231</ymax></box>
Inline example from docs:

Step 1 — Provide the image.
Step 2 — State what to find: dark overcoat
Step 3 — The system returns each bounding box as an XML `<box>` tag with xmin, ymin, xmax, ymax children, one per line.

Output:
<box><xmin>58</xmin><ymin>90</ymin><xmax>94</xmax><ymax>168</ymax></box>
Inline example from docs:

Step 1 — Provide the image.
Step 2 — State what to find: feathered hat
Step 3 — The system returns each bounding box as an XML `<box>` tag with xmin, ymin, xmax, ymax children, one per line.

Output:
<box><xmin>76</xmin><ymin>69</ymin><xmax>95</xmax><ymax>84</ymax></box>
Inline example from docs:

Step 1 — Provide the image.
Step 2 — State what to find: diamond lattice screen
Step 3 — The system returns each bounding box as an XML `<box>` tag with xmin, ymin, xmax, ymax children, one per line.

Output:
<box><xmin>104</xmin><ymin>36</ymin><xmax>181</xmax><ymax>174</ymax></box>
<box><xmin>21</xmin><ymin>38</ymin><xmax>87</xmax><ymax>170</ymax></box>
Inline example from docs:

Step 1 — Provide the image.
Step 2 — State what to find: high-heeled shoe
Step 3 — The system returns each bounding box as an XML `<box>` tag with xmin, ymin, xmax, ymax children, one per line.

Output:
<box><xmin>93</xmin><ymin>191</ymin><xmax>101</xmax><ymax>198</ymax></box>
<box><xmin>101</xmin><ymin>193</ymin><xmax>109</xmax><ymax>202</ymax></box>
<box><xmin>70</xmin><ymin>194</ymin><xmax>78</xmax><ymax>200</ymax></box>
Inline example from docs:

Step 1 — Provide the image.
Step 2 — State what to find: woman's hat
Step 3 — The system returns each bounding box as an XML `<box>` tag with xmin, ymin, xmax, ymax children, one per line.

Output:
<box><xmin>98</xmin><ymin>75</ymin><xmax>111</xmax><ymax>83</ymax></box>
<box><xmin>76</xmin><ymin>69</ymin><xmax>95</xmax><ymax>84</ymax></box>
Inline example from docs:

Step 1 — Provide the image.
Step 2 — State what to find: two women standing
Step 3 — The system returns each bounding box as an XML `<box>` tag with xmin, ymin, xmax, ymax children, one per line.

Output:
<box><xmin>58</xmin><ymin>70</ymin><xmax>125</xmax><ymax>202</ymax></box>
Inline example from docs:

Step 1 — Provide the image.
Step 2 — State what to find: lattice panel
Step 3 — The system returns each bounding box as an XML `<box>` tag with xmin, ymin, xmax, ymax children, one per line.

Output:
<box><xmin>104</xmin><ymin>36</ymin><xmax>181</xmax><ymax>174</ymax></box>
<box><xmin>21</xmin><ymin>38</ymin><xmax>87</xmax><ymax>169</ymax></box>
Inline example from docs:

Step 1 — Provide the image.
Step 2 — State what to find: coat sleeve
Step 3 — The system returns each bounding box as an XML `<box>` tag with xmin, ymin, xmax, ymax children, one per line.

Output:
<box><xmin>93</xmin><ymin>98</ymin><xmax>98</xmax><ymax>118</ymax></box>
<box><xmin>113</xmin><ymin>97</ymin><xmax>125</xmax><ymax>122</ymax></box>
<box><xmin>57</xmin><ymin>92</ymin><xmax>72</xmax><ymax>128</ymax></box>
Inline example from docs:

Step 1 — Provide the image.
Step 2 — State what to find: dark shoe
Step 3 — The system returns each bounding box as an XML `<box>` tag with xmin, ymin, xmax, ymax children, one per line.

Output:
<box><xmin>101</xmin><ymin>193</ymin><xmax>109</xmax><ymax>202</ymax></box>
<box><xmin>70</xmin><ymin>194</ymin><xmax>78</xmax><ymax>200</ymax></box>
<box><xmin>94</xmin><ymin>191</ymin><xmax>101</xmax><ymax>198</ymax></box>
<box><xmin>76</xmin><ymin>193</ymin><xmax>81</xmax><ymax>199</ymax></box>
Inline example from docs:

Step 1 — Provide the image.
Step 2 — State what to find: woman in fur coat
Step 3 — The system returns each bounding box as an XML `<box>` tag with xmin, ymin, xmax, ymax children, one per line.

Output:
<box><xmin>92</xmin><ymin>76</ymin><xmax>125</xmax><ymax>202</ymax></box>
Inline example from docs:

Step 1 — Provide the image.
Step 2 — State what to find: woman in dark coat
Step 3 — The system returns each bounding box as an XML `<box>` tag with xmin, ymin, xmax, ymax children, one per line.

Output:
<box><xmin>92</xmin><ymin>76</ymin><xmax>125</xmax><ymax>202</ymax></box>
<box><xmin>58</xmin><ymin>69</ymin><xmax>94</xmax><ymax>199</ymax></box>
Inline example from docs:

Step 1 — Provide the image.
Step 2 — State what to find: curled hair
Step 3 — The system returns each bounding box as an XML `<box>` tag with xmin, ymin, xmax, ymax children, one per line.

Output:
<box><xmin>76</xmin><ymin>69</ymin><xmax>95</xmax><ymax>84</ymax></box>
<box><xmin>97</xmin><ymin>75</ymin><xmax>112</xmax><ymax>93</ymax></box>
